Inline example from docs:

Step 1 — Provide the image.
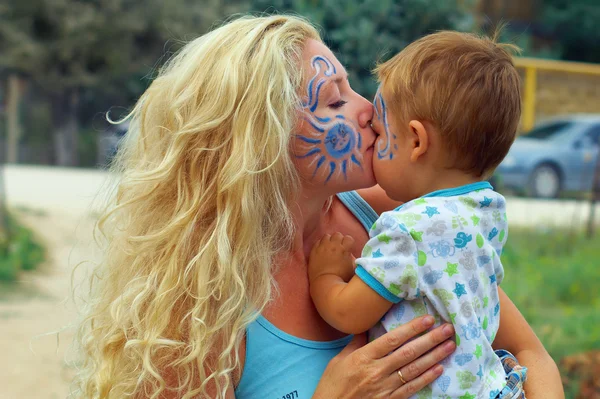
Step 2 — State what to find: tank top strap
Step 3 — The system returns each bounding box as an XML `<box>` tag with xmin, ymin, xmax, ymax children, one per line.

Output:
<box><xmin>336</xmin><ymin>190</ymin><xmax>379</xmax><ymax>231</ymax></box>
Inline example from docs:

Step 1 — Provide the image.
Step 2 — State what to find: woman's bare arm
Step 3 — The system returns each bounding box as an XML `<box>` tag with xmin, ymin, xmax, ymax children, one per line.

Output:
<box><xmin>493</xmin><ymin>288</ymin><xmax>564</xmax><ymax>398</ymax></box>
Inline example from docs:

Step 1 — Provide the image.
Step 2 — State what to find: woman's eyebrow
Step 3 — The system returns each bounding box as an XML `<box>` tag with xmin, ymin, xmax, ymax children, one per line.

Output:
<box><xmin>321</xmin><ymin>74</ymin><xmax>349</xmax><ymax>95</ymax></box>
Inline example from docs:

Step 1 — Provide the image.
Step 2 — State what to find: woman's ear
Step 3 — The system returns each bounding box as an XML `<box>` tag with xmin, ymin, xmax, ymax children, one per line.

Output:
<box><xmin>408</xmin><ymin>120</ymin><xmax>429</xmax><ymax>162</ymax></box>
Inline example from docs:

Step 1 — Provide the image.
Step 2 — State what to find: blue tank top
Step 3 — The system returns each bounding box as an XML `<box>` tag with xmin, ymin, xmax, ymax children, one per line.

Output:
<box><xmin>234</xmin><ymin>191</ymin><xmax>379</xmax><ymax>399</ymax></box>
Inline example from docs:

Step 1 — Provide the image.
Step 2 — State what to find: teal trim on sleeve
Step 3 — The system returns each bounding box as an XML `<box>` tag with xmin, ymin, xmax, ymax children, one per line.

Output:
<box><xmin>336</xmin><ymin>191</ymin><xmax>380</xmax><ymax>231</ymax></box>
<box><xmin>355</xmin><ymin>266</ymin><xmax>403</xmax><ymax>304</ymax></box>
<box><xmin>423</xmin><ymin>181</ymin><xmax>493</xmax><ymax>198</ymax></box>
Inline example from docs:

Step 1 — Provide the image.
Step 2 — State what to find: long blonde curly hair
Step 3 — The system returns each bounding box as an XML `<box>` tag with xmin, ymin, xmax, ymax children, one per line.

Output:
<box><xmin>73</xmin><ymin>15</ymin><xmax>320</xmax><ymax>398</ymax></box>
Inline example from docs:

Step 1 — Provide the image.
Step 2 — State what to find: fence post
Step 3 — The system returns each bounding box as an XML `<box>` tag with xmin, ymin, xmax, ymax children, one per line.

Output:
<box><xmin>5</xmin><ymin>74</ymin><xmax>22</xmax><ymax>164</ymax></box>
<box><xmin>0</xmin><ymin>165</ymin><xmax>8</xmax><ymax>249</ymax></box>
<box><xmin>587</xmin><ymin>150</ymin><xmax>600</xmax><ymax>238</ymax></box>
<box><xmin>522</xmin><ymin>66</ymin><xmax>537</xmax><ymax>132</ymax></box>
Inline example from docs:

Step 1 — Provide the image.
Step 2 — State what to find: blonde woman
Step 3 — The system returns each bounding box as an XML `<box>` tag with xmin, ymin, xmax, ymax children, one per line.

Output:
<box><xmin>74</xmin><ymin>15</ymin><xmax>562</xmax><ymax>399</ymax></box>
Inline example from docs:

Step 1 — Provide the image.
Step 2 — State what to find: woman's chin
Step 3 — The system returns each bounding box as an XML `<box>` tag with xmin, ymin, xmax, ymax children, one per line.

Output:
<box><xmin>359</xmin><ymin>147</ymin><xmax>377</xmax><ymax>187</ymax></box>
<box><xmin>328</xmin><ymin>171</ymin><xmax>377</xmax><ymax>193</ymax></box>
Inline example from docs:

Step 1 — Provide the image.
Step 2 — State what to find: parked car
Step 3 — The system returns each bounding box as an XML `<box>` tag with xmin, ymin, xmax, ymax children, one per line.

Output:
<box><xmin>494</xmin><ymin>115</ymin><xmax>600</xmax><ymax>198</ymax></box>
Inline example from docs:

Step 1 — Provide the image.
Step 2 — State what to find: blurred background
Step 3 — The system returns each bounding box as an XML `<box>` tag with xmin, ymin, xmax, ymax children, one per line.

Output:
<box><xmin>0</xmin><ymin>0</ymin><xmax>599</xmax><ymax>398</ymax></box>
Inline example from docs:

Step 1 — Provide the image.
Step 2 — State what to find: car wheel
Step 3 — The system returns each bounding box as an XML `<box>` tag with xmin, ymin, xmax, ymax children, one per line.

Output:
<box><xmin>528</xmin><ymin>164</ymin><xmax>561</xmax><ymax>198</ymax></box>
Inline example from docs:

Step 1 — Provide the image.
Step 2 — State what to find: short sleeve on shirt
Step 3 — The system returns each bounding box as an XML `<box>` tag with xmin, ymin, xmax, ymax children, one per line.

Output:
<box><xmin>355</xmin><ymin>217</ymin><xmax>421</xmax><ymax>304</ymax></box>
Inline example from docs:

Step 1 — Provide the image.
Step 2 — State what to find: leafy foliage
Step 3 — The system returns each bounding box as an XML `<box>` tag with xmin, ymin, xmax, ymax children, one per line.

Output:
<box><xmin>0</xmin><ymin>213</ymin><xmax>45</xmax><ymax>281</ymax></box>
<box><xmin>248</xmin><ymin>0</ymin><xmax>473</xmax><ymax>98</ymax></box>
<box><xmin>539</xmin><ymin>0</ymin><xmax>600</xmax><ymax>64</ymax></box>
<box><xmin>0</xmin><ymin>0</ymin><xmax>244</xmax><ymax>164</ymax></box>
<box><xmin>0</xmin><ymin>0</ymin><xmax>241</xmax><ymax>98</ymax></box>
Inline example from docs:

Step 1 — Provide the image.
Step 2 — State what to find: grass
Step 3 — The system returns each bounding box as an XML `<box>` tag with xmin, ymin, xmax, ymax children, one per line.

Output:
<box><xmin>0</xmin><ymin>212</ymin><xmax>45</xmax><ymax>281</ymax></box>
<box><xmin>501</xmin><ymin>227</ymin><xmax>600</xmax><ymax>397</ymax></box>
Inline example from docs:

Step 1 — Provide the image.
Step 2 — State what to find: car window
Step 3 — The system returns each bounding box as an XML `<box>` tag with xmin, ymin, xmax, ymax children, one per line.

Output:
<box><xmin>585</xmin><ymin>124</ymin><xmax>600</xmax><ymax>145</ymax></box>
<box><xmin>524</xmin><ymin>121</ymin><xmax>573</xmax><ymax>140</ymax></box>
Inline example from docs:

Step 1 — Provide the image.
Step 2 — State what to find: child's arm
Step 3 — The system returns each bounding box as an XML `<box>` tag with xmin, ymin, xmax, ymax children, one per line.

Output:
<box><xmin>493</xmin><ymin>288</ymin><xmax>564</xmax><ymax>398</ymax></box>
<box><xmin>308</xmin><ymin>233</ymin><xmax>394</xmax><ymax>334</ymax></box>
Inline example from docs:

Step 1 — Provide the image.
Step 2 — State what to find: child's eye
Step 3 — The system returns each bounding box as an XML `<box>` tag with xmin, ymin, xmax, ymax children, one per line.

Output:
<box><xmin>329</xmin><ymin>100</ymin><xmax>347</xmax><ymax>109</ymax></box>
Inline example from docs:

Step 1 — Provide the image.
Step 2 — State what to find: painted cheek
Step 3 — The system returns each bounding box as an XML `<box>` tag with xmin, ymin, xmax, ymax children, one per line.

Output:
<box><xmin>296</xmin><ymin>116</ymin><xmax>364</xmax><ymax>183</ymax></box>
<box><xmin>375</xmin><ymin>93</ymin><xmax>398</xmax><ymax>161</ymax></box>
<box><xmin>295</xmin><ymin>55</ymin><xmax>366</xmax><ymax>184</ymax></box>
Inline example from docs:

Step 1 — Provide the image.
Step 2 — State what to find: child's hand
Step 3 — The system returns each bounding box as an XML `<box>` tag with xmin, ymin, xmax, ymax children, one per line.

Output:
<box><xmin>308</xmin><ymin>232</ymin><xmax>356</xmax><ymax>283</ymax></box>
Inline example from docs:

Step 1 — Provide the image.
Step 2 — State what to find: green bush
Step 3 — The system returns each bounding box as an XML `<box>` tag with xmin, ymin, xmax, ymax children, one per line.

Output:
<box><xmin>0</xmin><ymin>214</ymin><xmax>45</xmax><ymax>281</ymax></box>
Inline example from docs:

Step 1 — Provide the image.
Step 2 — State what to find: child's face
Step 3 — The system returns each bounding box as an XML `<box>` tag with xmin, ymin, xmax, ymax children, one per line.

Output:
<box><xmin>371</xmin><ymin>88</ymin><xmax>417</xmax><ymax>202</ymax></box>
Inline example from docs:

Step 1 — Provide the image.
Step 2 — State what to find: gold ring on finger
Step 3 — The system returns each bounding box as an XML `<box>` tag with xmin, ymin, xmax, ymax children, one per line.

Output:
<box><xmin>397</xmin><ymin>369</ymin><xmax>408</xmax><ymax>385</ymax></box>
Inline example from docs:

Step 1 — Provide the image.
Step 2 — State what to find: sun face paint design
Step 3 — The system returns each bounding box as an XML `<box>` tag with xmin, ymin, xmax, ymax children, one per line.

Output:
<box><xmin>373</xmin><ymin>92</ymin><xmax>397</xmax><ymax>161</ymax></box>
<box><xmin>295</xmin><ymin>55</ymin><xmax>364</xmax><ymax>183</ymax></box>
<box><xmin>296</xmin><ymin>114</ymin><xmax>363</xmax><ymax>183</ymax></box>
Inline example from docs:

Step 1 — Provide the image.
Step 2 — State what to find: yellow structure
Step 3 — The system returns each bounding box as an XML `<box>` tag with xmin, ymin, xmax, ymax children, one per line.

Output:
<box><xmin>514</xmin><ymin>57</ymin><xmax>600</xmax><ymax>131</ymax></box>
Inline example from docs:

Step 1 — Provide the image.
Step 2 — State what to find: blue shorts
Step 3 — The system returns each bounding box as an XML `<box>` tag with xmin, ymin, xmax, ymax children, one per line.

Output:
<box><xmin>495</xmin><ymin>350</ymin><xmax>528</xmax><ymax>399</ymax></box>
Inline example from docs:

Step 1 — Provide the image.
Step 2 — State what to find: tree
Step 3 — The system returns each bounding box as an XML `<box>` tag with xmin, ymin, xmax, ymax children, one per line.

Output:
<box><xmin>0</xmin><ymin>0</ymin><xmax>245</xmax><ymax>166</ymax></box>
<box><xmin>249</xmin><ymin>0</ymin><xmax>473</xmax><ymax>98</ymax></box>
<box><xmin>539</xmin><ymin>0</ymin><xmax>600</xmax><ymax>64</ymax></box>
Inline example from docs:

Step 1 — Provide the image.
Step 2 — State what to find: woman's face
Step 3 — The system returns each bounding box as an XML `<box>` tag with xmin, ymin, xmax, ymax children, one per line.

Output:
<box><xmin>292</xmin><ymin>39</ymin><xmax>376</xmax><ymax>195</ymax></box>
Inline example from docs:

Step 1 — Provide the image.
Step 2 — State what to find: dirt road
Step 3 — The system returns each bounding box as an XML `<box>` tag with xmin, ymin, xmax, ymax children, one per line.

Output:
<box><xmin>5</xmin><ymin>165</ymin><xmax>600</xmax><ymax>228</ymax></box>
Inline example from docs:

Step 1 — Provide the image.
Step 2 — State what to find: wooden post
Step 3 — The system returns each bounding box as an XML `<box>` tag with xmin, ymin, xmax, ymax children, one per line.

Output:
<box><xmin>5</xmin><ymin>74</ymin><xmax>22</xmax><ymax>164</ymax></box>
<box><xmin>522</xmin><ymin>66</ymin><xmax>537</xmax><ymax>132</ymax></box>
<box><xmin>587</xmin><ymin>150</ymin><xmax>600</xmax><ymax>238</ymax></box>
<box><xmin>0</xmin><ymin>164</ymin><xmax>8</xmax><ymax>249</ymax></box>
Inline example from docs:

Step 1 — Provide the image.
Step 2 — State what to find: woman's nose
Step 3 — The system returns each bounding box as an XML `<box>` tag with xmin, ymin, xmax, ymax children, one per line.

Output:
<box><xmin>357</xmin><ymin>98</ymin><xmax>375</xmax><ymax>128</ymax></box>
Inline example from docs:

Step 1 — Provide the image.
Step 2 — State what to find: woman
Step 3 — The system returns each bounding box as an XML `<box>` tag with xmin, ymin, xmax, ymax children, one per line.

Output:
<box><xmin>74</xmin><ymin>15</ymin><xmax>563</xmax><ymax>398</ymax></box>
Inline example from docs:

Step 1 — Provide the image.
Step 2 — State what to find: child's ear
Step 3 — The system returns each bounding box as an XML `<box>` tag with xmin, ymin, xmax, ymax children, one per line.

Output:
<box><xmin>408</xmin><ymin>120</ymin><xmax>429</xmax><ymax>162</ymax></box>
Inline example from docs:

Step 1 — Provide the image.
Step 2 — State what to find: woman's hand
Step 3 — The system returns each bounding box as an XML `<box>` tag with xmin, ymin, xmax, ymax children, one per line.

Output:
<box><xmin>312</xmin><ymin>315</ymin><xmax>456</xmax><ymax>399</ymax></box>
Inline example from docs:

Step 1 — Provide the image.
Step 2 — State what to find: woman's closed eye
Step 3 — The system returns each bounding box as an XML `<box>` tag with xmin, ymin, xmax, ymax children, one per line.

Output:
<box><xmin>329</xmin><ymin>100</ymin><xmax>347</xmax><ymax>109</ymax></box>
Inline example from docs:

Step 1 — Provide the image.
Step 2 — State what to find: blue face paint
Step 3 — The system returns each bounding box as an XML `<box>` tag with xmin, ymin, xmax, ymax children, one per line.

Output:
<box><xmin>326</xmin><ymin>161</ymin><xmax>336</xmax><ymax>182</ymax></box>
<box><xmin>315</xmin><ymin>115</ymin><xmax>331</xmax><ymax>123</ymax></box>
<box><xmin>296</xmin><ymin>55</ymin><xmax>364</xmax><ymax>183</ymax></box>
<box><xmin>324</xmin><ymin>124</ymin><xmax>355</xmax><ymax>159</ymax></box>
<box><xmin>304</xmin><ymin>118</ymin><xmax>325</xmax><ymax>133</ymax></box>
<box><xmin>309</xmin><ymin>80</ymin><xmax>326</xmax><ymax>112</ymax></box>
<box><xmin>375</xmin><ymin>92</ymin><xmax>395</xmax><ymax>161</ymax></box>
<box><xmin>296</xmin><ymin>119</ymin><xmax>364</xmax><ymax>182</ymax></box>
<box><xmin>297</xmin><ymin>135</ymin><xmax>321</xmax><ymax>145</ymax></box>
<box><xmin>303</xmin><ymin>56</ymin><xmax>337</xmax><ymax>112</ymax></box>
<box><xmin>373</xmin><ymin>97</ymin><xmax>381</xmax><ymax>122</ymax></box>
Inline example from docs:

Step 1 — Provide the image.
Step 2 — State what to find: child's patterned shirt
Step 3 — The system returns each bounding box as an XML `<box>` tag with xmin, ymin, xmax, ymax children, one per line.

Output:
<box><xmin>355</xmin><ymin>181</ymin><xmax>508</xmax><ymax>399</ymax></box>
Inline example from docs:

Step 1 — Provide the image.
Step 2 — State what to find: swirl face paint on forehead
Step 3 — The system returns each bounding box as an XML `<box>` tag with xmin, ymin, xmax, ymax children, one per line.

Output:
<box><xmin>295</xmin><ymin>55</ymin><xmax>363</xmax><ymax>183</ymax></box>
<box><xmin>374</xmin><ymin>92</ymin><xmax>397</xmax><ymax>160</ymax></box>
<box><xmin>303</xmin><ymin>56</ymin><xmax>337</xmax><ymax>113</ymax></box>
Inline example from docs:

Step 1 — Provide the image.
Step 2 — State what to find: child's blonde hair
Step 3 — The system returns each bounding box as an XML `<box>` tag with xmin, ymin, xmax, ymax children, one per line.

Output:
<box><xmin>376</xmin><ymin>30</ymin><xmax>522</xmax><ymax>177</ymax></box>
<box><xmin>73</xmin><ymin>15</ymin><xmax>320</xmax><ymax>398</ymax></box>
